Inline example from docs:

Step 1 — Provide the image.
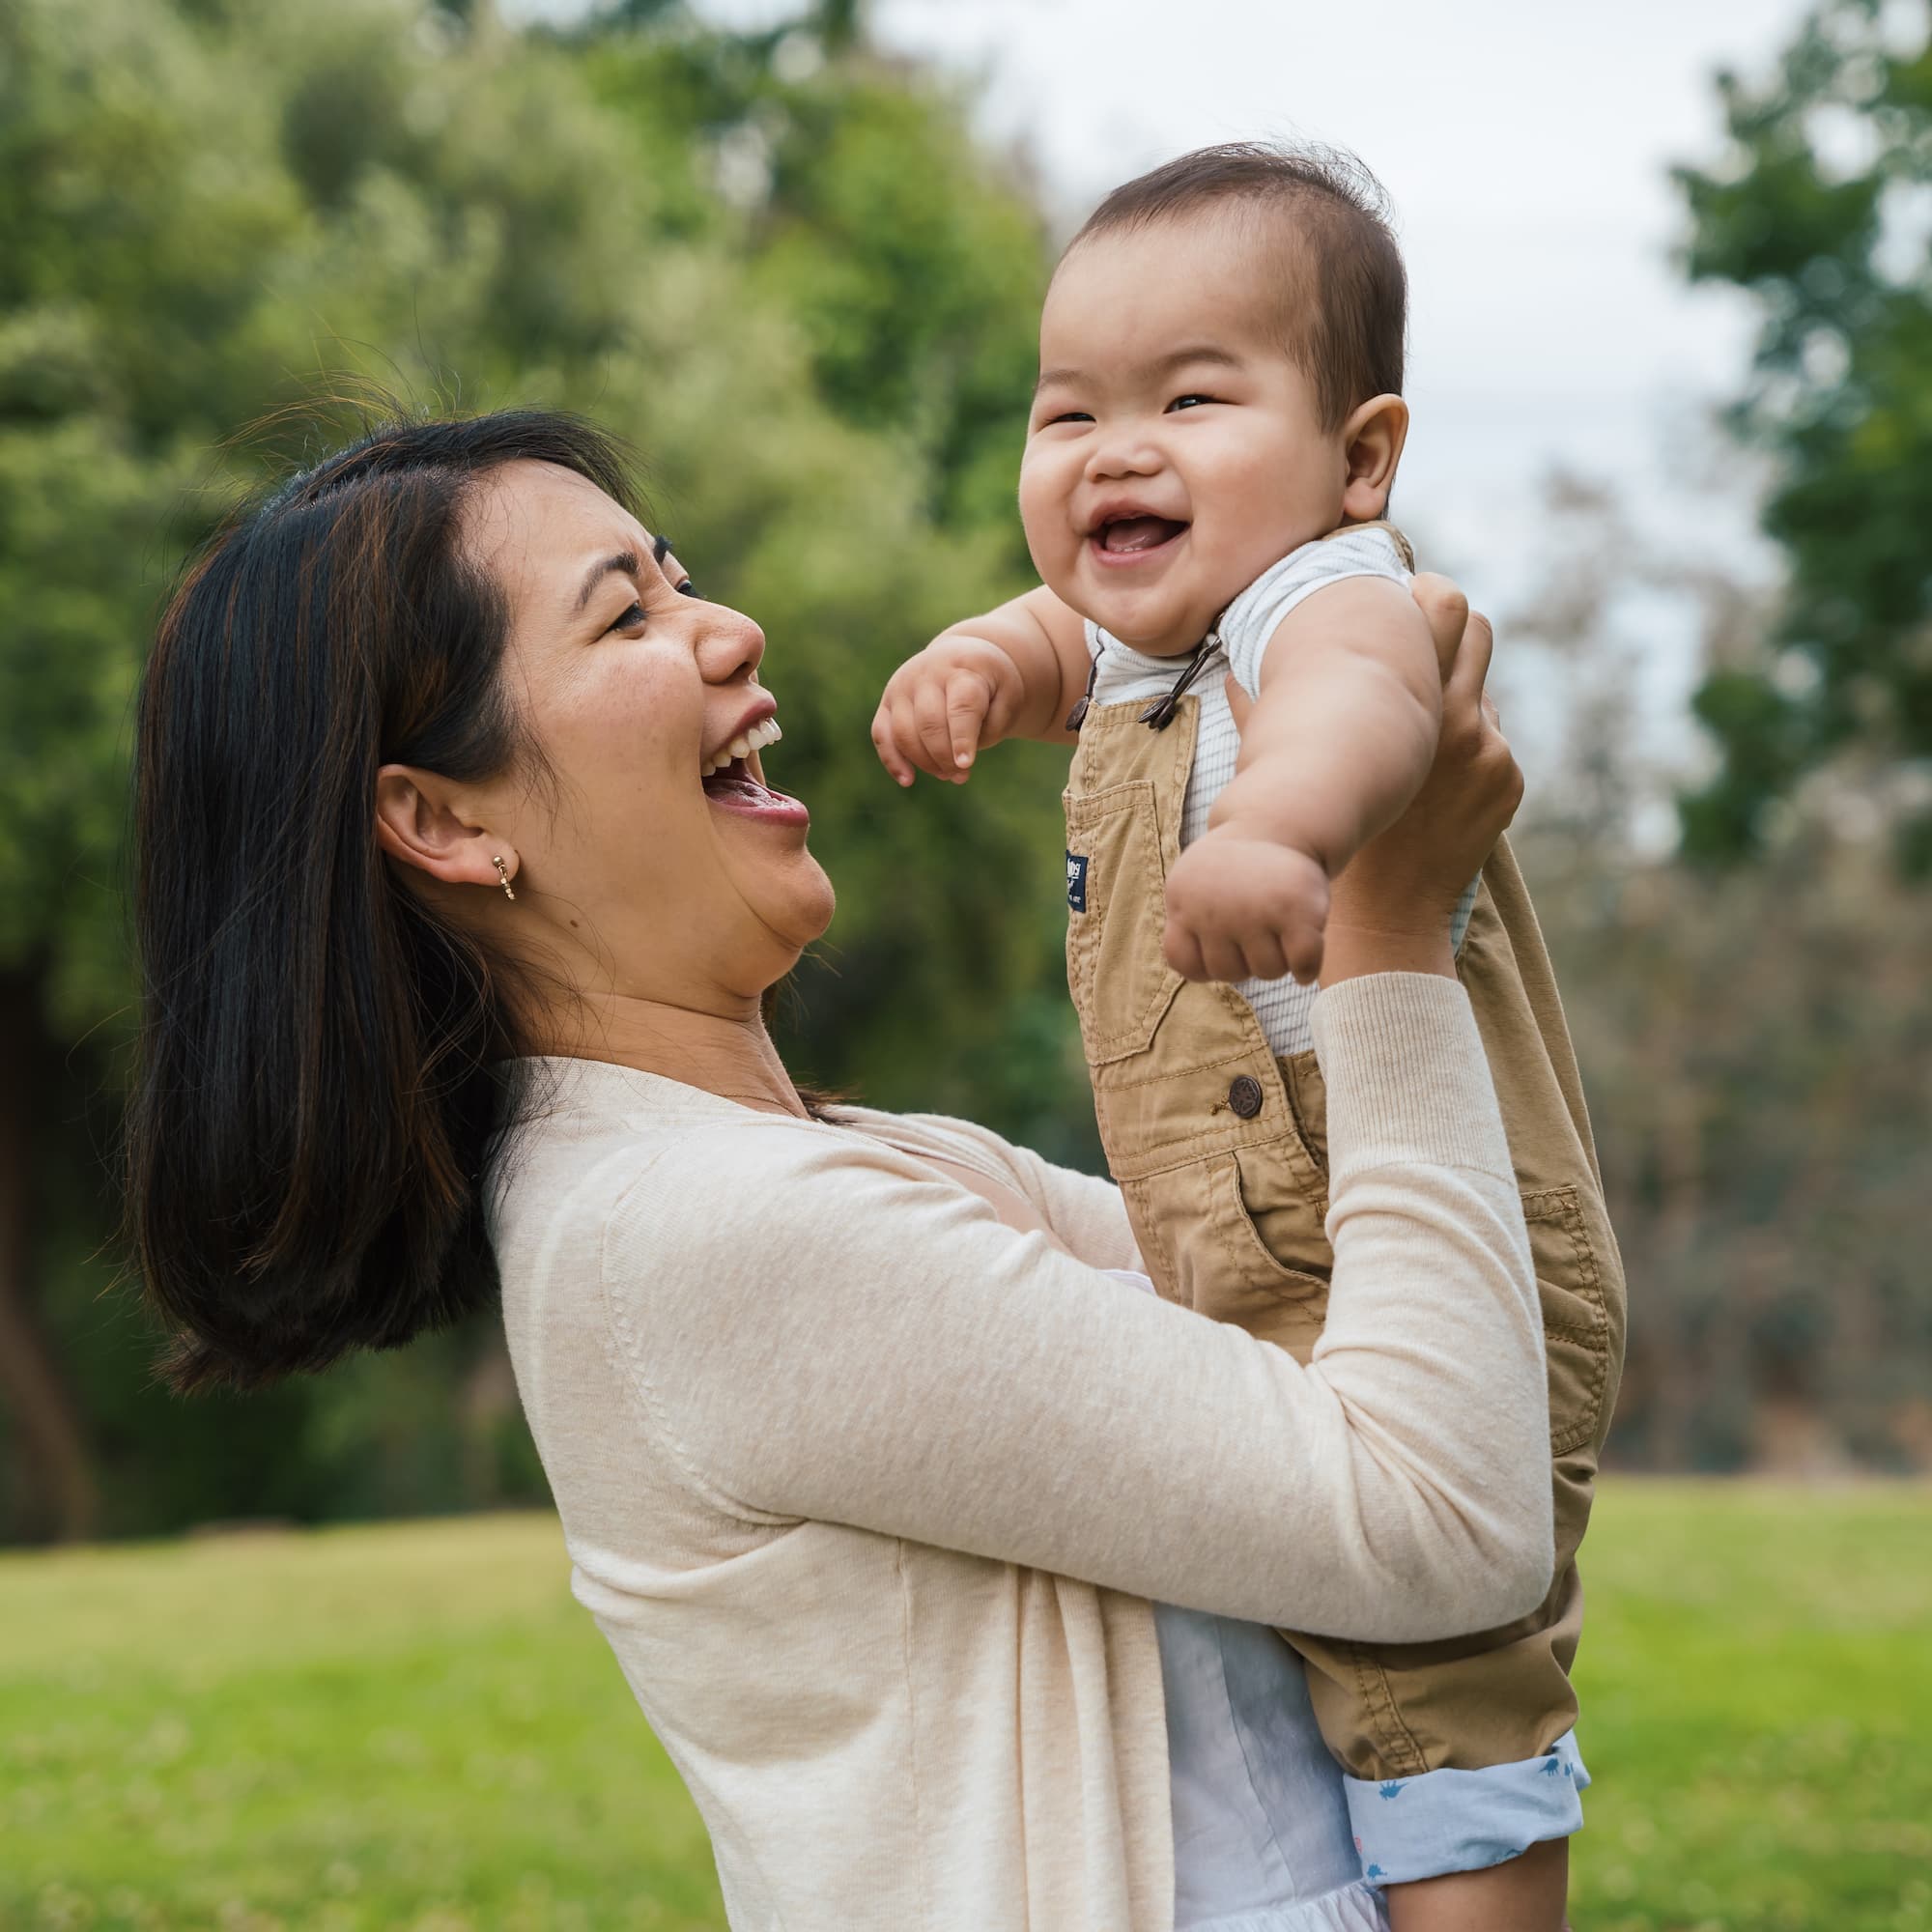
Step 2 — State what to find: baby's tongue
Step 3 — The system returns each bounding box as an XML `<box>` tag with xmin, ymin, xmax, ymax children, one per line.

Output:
<box><xmin>1102</xmin><ymin>516</ymin><xmax>1178</xmax><ymax>553</ymax></box>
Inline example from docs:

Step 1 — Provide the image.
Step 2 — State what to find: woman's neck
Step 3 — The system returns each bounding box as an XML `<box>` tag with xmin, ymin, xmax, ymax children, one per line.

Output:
<box><xmin>545</xmin><ymin>988</ymin><xmax>807</xmax><ymax>1119</ymax></box>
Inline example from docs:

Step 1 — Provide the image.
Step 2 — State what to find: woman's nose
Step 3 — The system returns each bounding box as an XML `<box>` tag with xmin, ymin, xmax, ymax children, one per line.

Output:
<box><xmin>699</xmin><ymin>603</ymin><xmax>766</xmax><ymax>685</ymax></box>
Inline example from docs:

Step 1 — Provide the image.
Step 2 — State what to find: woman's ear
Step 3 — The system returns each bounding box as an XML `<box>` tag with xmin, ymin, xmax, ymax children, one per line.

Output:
<box><xmin>375</xmin><ymin>765</ymin><xmax>511</xmax><ymax>891</ymax></box>
<box><xmin>1339</xmin><ymin>394</ymin><xmax>1409</xmax><ymax>523</ymax></box>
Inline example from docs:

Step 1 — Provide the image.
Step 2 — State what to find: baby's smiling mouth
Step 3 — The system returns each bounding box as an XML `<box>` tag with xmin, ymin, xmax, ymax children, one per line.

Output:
<box><xmin>1088</xmin><ymin>512</ymin><xmax>1189</xmax><ymax>566</ymax></box>
<box><xmin>1098</xmin><ymin>516</ymin><xmax>1187</xmax><ymax>553</ymax></box>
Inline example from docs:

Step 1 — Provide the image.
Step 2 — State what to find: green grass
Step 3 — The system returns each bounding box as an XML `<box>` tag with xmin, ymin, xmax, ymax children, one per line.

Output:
<box><xmin>0</xmin><ymin>1484</ymin><xmax>1925</xmax><ymax>1931</ymax></box>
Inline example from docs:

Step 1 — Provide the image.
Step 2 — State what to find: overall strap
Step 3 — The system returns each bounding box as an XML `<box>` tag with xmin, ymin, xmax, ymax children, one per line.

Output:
<box><xmin>1138</xmin><ymin>631</ymin><xmax>1219</xmax><ymax>731</ymax></box>
<box><xmin>1064</xmin><ymin>652</ymin><xmax>1101</xmax><ymax>732</ymax></box>
<box><xmin>1068</xmin><ymin>617</ymin><xmax>1229</xmax><ymax>735</ymax></box>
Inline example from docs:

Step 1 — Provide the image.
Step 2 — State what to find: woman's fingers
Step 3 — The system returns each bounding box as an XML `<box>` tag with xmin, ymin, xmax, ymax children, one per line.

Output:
<box><xmin>1409</xmin><ymin>572</ymin><xmax>1470</xmax><ymax>685</ymax></box>
<box><xmin>1444</xmin><ymin>604</ymin><xmax>1495</xmax><ymax>715</ymax></box>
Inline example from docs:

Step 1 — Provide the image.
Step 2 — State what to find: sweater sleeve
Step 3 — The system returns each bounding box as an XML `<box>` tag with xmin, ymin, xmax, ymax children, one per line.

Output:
<box><xmin>600</xmin><ymin>974</ymin><xmax>1551</xmax><ymax>1641</ymax></box>
<box><xmin>883</xmin><ymin>1112</ymin><xmax>1142</xmax><ymax>1274</ymax></box>
<box><xmin>1005</xmin><ymin>1148</ymin><xmax>1142</xmax><ymax>1272</ymax></box>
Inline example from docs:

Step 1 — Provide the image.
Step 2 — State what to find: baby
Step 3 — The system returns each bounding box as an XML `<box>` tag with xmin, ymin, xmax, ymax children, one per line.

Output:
<box><xmin>875</xmin><ymin>145</ymin><xmax>1626</xmax><ymax>1931</ymax></box>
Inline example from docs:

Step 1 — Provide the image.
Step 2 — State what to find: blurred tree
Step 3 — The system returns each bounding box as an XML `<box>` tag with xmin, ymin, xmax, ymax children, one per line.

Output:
<box><xmin>564</xmin><ymin>1</ymin><xmax>1045</xmax><ymax>551</ymax></box>
<box><xmin>0</xmin><ymin>0</ymin><xmax>1078</xmax><ymax>1543</ymax></box>
<box><xmin>1675</xmin><ymin>0</ymin><xmax>1932</xmax><ymax>871</ymax></box>
<box><xmin>1510</xmin><ymin>471</ymin><xmax>1932</xmax><ymax>1475</ymax></box>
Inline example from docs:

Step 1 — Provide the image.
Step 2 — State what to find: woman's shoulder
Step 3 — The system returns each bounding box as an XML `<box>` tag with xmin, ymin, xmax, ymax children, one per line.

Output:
<box><xmin>832</xmin><ymin>1102</ymin><xmax>1034</xmax><ymax>1183</ymax></box>
<box><xmin>493</xmin><ymin>1060</ymin><xmax>1009</xmax><ymax>1262</ymax></box>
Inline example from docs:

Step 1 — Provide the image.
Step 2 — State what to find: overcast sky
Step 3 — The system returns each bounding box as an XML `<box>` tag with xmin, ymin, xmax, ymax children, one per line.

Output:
<box><xmin>696</xmin><ymin>0</ymin><xmax>1806</xmax><ymax>575</ymax></box>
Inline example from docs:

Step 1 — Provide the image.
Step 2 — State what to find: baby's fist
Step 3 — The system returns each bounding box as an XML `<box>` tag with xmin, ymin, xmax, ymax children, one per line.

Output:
<box><xmin>871</xmin><ymin>635</ymin><xmax>1019</xmax><ymax>787</ymax></box>
<box><xmin>1161</xmin><ymin>833</ymin><xmax>1329</xmax><ymax>985</ymax></box>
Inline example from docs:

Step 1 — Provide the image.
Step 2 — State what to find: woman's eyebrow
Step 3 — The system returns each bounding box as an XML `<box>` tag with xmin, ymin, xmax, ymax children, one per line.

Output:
<box><xmin>574</xmin><ymin>548</ymin><xmax>641</xmax><ymax>613</ymax></box>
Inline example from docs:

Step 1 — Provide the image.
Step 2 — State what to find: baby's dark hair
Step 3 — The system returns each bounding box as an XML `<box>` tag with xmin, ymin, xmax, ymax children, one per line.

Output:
<box><xmin>1065</xmin><ymin>141</ymin><xmax>1406</xmax><ymax>432</ymax></box>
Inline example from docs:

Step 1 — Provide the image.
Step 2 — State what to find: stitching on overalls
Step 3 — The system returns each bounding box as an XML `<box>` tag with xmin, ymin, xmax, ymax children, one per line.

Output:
<box><xmin>1521</xmin><ymin>1186</ymin><xmax>1611</xmax><ymax>1457</ymax></box>
<box><xmin>1065</xmin><ymin>781</ymin><xmax>1181</xmax><ymax>1058</ymax></box>
<box><xmin>1092</xmin><ymin>1038</ymin><xmax>1278</xmax><ymax>1092</ymax></box>
<box><xmin>1350</xmin><ymin>1645</ymin><xmax>1428</xmax><ymax>1778</ymax></box>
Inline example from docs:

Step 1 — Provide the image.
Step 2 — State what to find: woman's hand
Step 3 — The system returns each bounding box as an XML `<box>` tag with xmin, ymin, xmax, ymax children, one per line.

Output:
<box><xmin>1306</xmin><ymin>575</ymin><xmax>1520</xmax><ymax>984</ymax></box>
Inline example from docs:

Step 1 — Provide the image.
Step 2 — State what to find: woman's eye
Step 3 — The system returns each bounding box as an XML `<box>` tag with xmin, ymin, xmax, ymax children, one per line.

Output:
<box><xmin>676</xmin><ymin>580</ymin><xmax>699</xmax><ymax>598</ymax></box>
<box><xmin>607</xmin><ymin>601</ymin><xmax>647</xmax><ymax>634</ymax></box>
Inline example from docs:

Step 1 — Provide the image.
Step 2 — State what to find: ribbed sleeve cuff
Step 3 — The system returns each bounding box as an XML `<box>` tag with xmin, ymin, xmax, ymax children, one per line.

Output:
<box><xmin>1309</xmin><ymin>973</ymin><xmax>1513</xmax><ymax>1185</ymax></box>
<box><xmin>1346</xmin><ymin>1731</ymin><xmax>1591</xmax><ymax>1886</ymax></box>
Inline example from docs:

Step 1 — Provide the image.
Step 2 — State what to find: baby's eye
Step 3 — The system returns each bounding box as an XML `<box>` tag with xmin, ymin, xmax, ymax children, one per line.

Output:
<box><xmin>1042</xmin><ymin>410</ymin><xmax>1094</xmax><ymax>427</ymax></box>
<box><xmin>1168</xmin><ymin>393</ymin><xmax>1218</xmax><ymax>412</ymax></box>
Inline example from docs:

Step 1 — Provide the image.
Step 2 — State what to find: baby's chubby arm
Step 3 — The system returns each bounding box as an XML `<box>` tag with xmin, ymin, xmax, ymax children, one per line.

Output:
<box><xmin>1162</xmin><ymin>576</ymin><xmax>1442</xmax><ymax>984</ymax></box>
<box><xmin>871</xmin><ymin>587</ymin><xmax>1091</xmax><ymax>785</ymax></box>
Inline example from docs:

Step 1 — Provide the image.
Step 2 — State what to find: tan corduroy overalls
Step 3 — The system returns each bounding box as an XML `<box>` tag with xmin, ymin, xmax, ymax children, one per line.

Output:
<box><xmin>1063</xmin><ymin>677</ymin><xmax>1627</xmax><ymax>1780</ymax></box>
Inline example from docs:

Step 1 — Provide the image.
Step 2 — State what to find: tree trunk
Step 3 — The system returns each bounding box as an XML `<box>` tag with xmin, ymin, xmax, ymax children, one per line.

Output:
<box><xmin>0</xmin><ymin>965</ymin><xmax>99</xmax><ymax>1543</ymax></box>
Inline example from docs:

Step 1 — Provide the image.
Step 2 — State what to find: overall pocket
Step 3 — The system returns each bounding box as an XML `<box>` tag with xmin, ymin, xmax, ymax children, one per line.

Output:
<box><xmin>1188</xmin><ymin>1150</ymin><xmax>1330</xmax><ymax>1354</ymax></box>
<box><xmin>1523</xmin><ymin>1184</ymin><xmax>1617</xmax><ymax>1458</ymax></box>
<box><xmin>1064</xmin><ymin>780</ymin><xmax>1183</xmax><ymax>1065</ymax></box>
<box><xmin>1219</xmin><ymin>1144</ymin><xmax>1331</xmax><ymax>1290</ymax></box>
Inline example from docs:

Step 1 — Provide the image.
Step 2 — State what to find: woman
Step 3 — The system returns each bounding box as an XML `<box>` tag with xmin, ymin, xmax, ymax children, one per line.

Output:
<box><xmin>127</xmin><ymin>412</ymin><xmax>1549</xmax><ymax>1931</ymax></box>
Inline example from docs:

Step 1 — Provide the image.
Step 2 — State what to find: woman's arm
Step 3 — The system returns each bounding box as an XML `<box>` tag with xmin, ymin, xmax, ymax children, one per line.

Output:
<box><xmin>602</xmin><ymin>970</ymin><xmax>1548</xmax><ymax>1641</ymax></box>
<box><xmin>608</xmin><ymin>572</ymin><xmax>1546</xmax><ymax>1638</ymax></box>
<box><xmin>880</xmin><ymin>1113</ymin><xmax>1143</xmax><ymax>1274</ymax></box>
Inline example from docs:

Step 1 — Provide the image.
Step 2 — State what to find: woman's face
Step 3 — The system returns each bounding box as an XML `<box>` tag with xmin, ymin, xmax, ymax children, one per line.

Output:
<box><xmin>465</xmin><ymin>460</ymin><xmax>835</xmax><ymax>1010</ymax></box>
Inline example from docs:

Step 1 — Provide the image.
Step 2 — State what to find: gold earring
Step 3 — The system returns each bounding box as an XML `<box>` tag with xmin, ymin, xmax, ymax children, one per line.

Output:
<box><xmin>493</xmin><ymin>855</ymin><xmax>516</xmax><ymax>902</ymax></box>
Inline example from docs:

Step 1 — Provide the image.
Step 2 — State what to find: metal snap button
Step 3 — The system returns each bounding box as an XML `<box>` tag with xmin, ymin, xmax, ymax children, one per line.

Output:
<box><xmin>1227</xmin><ymin>1075</ymin><xmax>1264</xmax><ymax>1119</ymax></box>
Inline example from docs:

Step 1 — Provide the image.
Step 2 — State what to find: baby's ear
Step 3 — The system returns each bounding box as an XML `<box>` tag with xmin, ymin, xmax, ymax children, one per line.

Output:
<box><xmin>1339</xmin><ymin>394</ymin><xmax>1408</xmax><ymax>522</ymax></box>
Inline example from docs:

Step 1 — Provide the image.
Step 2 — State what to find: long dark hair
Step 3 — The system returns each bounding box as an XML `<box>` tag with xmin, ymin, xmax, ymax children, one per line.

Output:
<box><xmin>126</xmin><ymin>410</ymin><xmax>639</xmax><ymax>1393</ymax></box>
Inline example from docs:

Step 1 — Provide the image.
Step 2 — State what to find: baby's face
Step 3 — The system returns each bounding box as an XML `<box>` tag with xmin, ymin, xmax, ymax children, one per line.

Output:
<box><xmin>1021</xmin><ymin>215</ymin><xmax>1349</xmax><ymax>656</ymax></box>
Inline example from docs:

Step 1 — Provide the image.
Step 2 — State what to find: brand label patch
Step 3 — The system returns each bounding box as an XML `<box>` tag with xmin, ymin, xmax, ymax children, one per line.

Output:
<box><xmin>1065</xmin><ymin>850</ymin><xmax>1090</xmax><ymax>913</ymax></box>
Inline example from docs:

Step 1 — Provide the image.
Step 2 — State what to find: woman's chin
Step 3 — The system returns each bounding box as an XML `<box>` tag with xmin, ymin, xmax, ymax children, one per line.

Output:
<box><xmin>781</xmin><ymin>861</ymin><xmax>838</xmax><ymax>949</ymax></box>
<box><xmin>744</xmin><ymin>849</ymin><xmax>837</xmax><ymax>956</ymax></box>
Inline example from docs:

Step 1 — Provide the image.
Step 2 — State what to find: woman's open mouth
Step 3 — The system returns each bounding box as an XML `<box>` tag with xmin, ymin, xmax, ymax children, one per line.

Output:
<box><xmin>1088</xmin><ymin>515</ymin><xmax>1189</xmax><ymax>567</ymax></box>
<box><xmin>699</xmin><ymin>716</ymin><xmax>810</xmax><ymax>827</ymax></box>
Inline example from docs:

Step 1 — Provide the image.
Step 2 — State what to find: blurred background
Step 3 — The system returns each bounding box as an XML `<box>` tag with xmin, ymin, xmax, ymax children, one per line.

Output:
<box><xmin>0</xmin><ymin>1</ymin><xmax>1926</xmax><ymax>1927</ymax></box>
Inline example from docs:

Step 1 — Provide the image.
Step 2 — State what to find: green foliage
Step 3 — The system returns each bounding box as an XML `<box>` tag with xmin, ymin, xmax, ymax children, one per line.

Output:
<box><xmin>0</xmin><ymin>0</ymin><xmax>1092</xmax><ymax>1542</ymax></box>
<box><xmin>0</xmin><ymin>0</ymin><xmax>1065</xmax><ymax>1094</ymax></box>
<box><xmin>573</xmin><ymin>6</ymin><xmax>1045</xmax><ymax>545</ymax></box>
<box><xmin>3</xmin><ymin>1490</ymin><xmax>1926</xmax><ymax>1929</ymax></box>
<box><xmin>1675</xmin><ymin>0</ymin><xmax>1932</xmax><ymax>871</ymax></box>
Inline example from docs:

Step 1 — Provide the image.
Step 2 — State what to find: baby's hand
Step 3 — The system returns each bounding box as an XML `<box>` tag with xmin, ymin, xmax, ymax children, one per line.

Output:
<box><xmin>871</xmin><ymin>635</ymin><xmax>1027</xmax><ymax>787</ymax></box>
<box><xmin>1161</xmin><ymin>829</ymin><xmax>1329</xmax><ymax>985</ymax></box>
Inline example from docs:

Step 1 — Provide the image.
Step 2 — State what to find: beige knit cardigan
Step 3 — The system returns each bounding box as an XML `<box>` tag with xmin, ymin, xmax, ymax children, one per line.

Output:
<box><xmin>490</xmin><ymin>974</ymin><xmax>1552</xmax><ymax>1931</ymax></box>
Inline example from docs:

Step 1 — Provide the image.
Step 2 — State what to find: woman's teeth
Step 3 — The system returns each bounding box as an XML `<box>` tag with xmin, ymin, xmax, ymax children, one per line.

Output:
<box><xmin>701</xmin><ymin>715</ymin><xmax>782</xmax><ymax>777</ymax></box>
